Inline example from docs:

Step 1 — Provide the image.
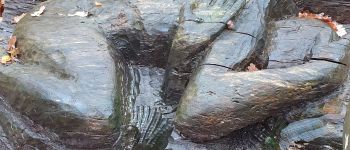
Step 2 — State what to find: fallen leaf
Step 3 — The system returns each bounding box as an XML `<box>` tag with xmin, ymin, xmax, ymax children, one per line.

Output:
<box><xmin>7</xmin><ymin>36</ymin><xmax>16</xmax><ymax>51</ymax></box>
<box><xmin>68</xmin><ymin>11</ymin><xmax>88</xmax><ymax>17</ymax></box>
<box><xmin>298</xmin><ymin>11</ymin><xmax>347</xmax><ymax>37</ymax></box>
<box><xmin>1</xmin><ymin>55</ymin><xmax>11</xmax><ymax>64</ymax></box>
<box><xmin>8</xmin><ymin>47</ymin><xmax>20</xmax><ymax>59</ymax></box>
<box><xmin>5</xmin><ymin>35</ymin><xmax>20</xmax><ymax>63</ymax></box>
<box><xmin>247</xmin><ymin>63</ymin><xmax>259</xmax><ymax>72</ymax></box>
<box><xmin>95</xmin><ymin>1</ymin><xmax>102</xmax><ymax>7</ymax></box>
<box><xmin>31</xmin><ymin>5</ymin><xmax>45</xmax><ymax>17</ymax></box>
<box><xmin>227</xmin><ymin>20</ymin><xmax>234</xmax><ymax>30</ymax></box>
<box><xmin>13</xmin><ymin>13</ymin><xmax>26</xmax><ymax>23</ymax></box>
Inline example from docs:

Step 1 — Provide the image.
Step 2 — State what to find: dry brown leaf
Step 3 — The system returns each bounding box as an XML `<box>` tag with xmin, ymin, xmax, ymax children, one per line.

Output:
<box><xmin>8</xmin><ymin>47</ymin><xmax>20</xmax><ymax>59</ymax></box>
<box><xmin>31</xmin><ymin>5</ymin><xmax>45</xmax><ymax>17</ymax></box>
<box><xmin>247</xmin><ymin>63</ymin><xmax>259</xmax><ymax>72</ymax></box>
<box><xmin>95</xmin><ymin>1</ymin><xmax>102</xmax><ymax>7</ymax></box>
<box><xmin>7</xmin><ymin>36</ymin><xmax>16</xmax><ymax>51</ymax></box>
<box><xmin>5</xmin><ymin>36</ymin><xmax>20</xmax><ymax>63</ymax></box>
<box><xmin>1</xmin><ymin>55</ymin><xmax>11</xmax><ymax>64</ymax></box>
<box><xmin>13</xmin><ymin>13</ymin><xmax>26</xmax><ymax>23</ymax></box>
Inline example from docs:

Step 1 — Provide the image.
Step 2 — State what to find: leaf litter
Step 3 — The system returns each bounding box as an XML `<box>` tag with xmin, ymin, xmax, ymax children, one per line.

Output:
<box><xmin>247</xmin><ymin>63</ymin><xmax>259</xmax><ymax>72</ymax></box>
<box><xmin>298</xmin><ymin>11</ymin><xmax>347</xmax><ymax>37</ymax></box>
<box><xmin>1</xmin><ymin>36</ymin><xmax>20</xmax><ymax>65</ymax></box>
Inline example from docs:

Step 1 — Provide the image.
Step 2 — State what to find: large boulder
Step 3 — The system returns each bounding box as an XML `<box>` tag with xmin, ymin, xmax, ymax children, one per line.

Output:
<box><xmin>0</xmin><ymin>1</ymin><xmax>126</xmax><ymax>148</ymax></box>
<box><xmin>175</xmin><ymin>0</ymin><xmax>350</xmax><ymax>142</ymax></box>
<box><xmin>294</xmin><ymin>0</ymin><xmax>350</xmax><ymax>24</ymax></box>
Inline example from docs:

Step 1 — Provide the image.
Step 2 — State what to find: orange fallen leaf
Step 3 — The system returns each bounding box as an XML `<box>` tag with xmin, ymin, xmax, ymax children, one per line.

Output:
<box><xmin>95</xmin><ymin>1</ymin><xmax>102</xmax><ymax>7</ymax></box>
<box><xmin>247</xmin><ymin>63</ymin><xmax>259</xmax><ymax>72</ymax></box>
<box><xmin>8</xmin><ymin>47</ymin><xmax>20</xmax><ymax>59</ymax></box>
<box><xmin>4</xmin><ymin>35</ymin><xmax>20</xmax><ymax>64</ymax></box>
<box><xmin>1</xmin><ymin>55</ymin><xmax>11</xmax><ymax>64</ymax></box>
<box><xmin>31</xmin><ymin>5</ymin><xmax>45</xmax><ymax>17</ymax></box>
<box><xmin>7</xmin><ymin>36</ymin><xmax>16</xmax><ymax>51</ymax></box>
<box><xmin>13</xmin><ymin>13</ymin><xmax>26</xmax><ymax>23</ymax></box>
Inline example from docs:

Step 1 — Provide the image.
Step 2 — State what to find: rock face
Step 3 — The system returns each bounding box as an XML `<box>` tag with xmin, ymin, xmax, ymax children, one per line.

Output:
<box><xmin>0</xmin><ymin>0</ymin><xmax>349</xmax><ymax>149</ymax></box>
<box><xmin>175</xmin><ymin>0</ymin><xmax>350</xmax><ymax>142</ymax></box>
<box><xmin>163</xmin><ymin>0</ymin><xmax>298</xmax><ymax>105</ymax></box>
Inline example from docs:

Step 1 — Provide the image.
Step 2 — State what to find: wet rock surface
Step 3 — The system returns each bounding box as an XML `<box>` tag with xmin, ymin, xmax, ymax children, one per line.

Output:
<box><xmin>0</xmin><ymin>0</ymin><xmax>349</xmax><ymax>149</ymax></box>
<box><xmin>175</xmin><ymin>0</ymin><xmax>350</xmax><ymax>143</ymax></box>
<box><xmin>265</xmin><ymin>19</ymin><xmax>334</xmax><ymax>69</ymax></box>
